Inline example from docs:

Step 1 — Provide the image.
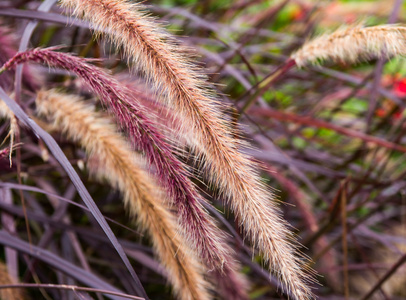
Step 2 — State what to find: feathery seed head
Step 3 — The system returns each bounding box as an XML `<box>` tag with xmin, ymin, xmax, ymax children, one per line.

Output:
<box><xmin>292</xmin><ymin>24</ymin><xmax>406</xmax><ymax>67</ymax></box>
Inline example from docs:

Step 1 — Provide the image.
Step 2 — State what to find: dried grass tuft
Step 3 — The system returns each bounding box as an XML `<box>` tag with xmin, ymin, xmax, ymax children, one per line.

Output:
<box><xmin>292</xmin><ymin>24</ymin><xmax>406</xmax><ymax>67</ymax></box>
<box><xmin>35</xmin><ymin>89</ymin><xmax>211</xmax><ymax>300</ymax></box>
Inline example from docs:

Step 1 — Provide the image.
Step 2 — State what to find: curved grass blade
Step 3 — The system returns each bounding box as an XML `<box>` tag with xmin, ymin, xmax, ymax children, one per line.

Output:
<box><xmin>0</xmin><ymin>230</ymin><xmax>137</xmax><ymax>300</ymax></box>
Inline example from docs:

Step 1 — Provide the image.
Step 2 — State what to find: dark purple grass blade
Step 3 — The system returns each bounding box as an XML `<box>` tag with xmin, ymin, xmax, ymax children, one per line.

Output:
<box><xmin>0</xmin><ymin>186</ymin><xmax>18</xmax><ymax>281</ymax></box>
<box><xmin>0</xmin><ymin>182</ymin><xmax>142</xmax><ymax>236</ymax></box>
<box><xmin>0</xmin><ymin>87</ymin><xmax>148</xmax><ymax>299</ymax></box>
<box><xmin>14</xmin><ymin>0</ymin><xmax>57</xmax><ymax>102</ymax></box>
<box><xmin>0</xmin><ymin>9</ymin><xmax>89</xmax><ymax>28</ymax></box>
<box><xmin>0</xmin><ymin>230</ymin><xmax>137</xmax><ymax>300</ymax></box>
<box><xmin>0</xmin><ymin>201</ymin><xmax>128</xmax><ymax>246</ymax></box>
<box><xmin>360</xmin><ymin>254</ymin><xmax>406</xmax><ymax>300</ymax></box>
<box><xmin>1</xmin><ymin>48</ymin><xmax>230</xmax><ymax>271</ymax></box>
<box><xmin>0</xmin><ymin>284</ymin><xmax>144</xmax><ymax>300</ymax></box>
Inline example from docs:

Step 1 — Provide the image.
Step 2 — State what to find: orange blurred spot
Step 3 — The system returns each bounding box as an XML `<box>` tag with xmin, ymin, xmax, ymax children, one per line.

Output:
<box><xmin>292</xmin><ymin>8</ymin><xmax>305</xmax><ymax>21</ymax></box>
<box><xmin>375</xmin><ymin>108</ymin><xmax>386</xmax><ymax>118</ymax></box>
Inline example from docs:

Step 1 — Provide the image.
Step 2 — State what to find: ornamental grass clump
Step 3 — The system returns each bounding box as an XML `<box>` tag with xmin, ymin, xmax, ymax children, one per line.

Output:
<box><xmin>6</xmin><ymin>0</ymin><xmax>406</xmax><ymax>300</ymax></box>
<box><xmin>0</xmin><ymin>0</ymin><xmax>316</xmax><ymax>298</ymax></box>
<box><xmin>58</xmin><ymin>1</ymin><xmax>315</xmax><ymax>298</ymax></box>
<box><xmin>5</xmin><ymin>1</ymin><xmax>406</xmax><ymax>300</ymax></box>
<box><xmin>2</xmin><ymin>0</ymin><xmax>406</xmax><ymax>298</ymax></box>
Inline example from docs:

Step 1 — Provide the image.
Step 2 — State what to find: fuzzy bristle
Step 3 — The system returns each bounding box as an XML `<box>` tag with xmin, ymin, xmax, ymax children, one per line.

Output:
<box><xmin>292</xmin><ymin>24</ymin><xmax>406</xmax><ymax>66</ymax></box>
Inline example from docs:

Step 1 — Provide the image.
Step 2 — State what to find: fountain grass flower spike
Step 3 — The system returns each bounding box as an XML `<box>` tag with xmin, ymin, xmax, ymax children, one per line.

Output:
<box><xmin>292</xmin><ymin>24</ymin><xmax>406</xmax><ymax>66</ymax></box>
<box><xmin>35</xmin><ymin>89</ymin><xmax>210</xmax><ymax>300</ymax></box>
<box><xmin>58</xmin><ymin>0</ymin><xmax>316</xmax><ymax>299</ymax></box>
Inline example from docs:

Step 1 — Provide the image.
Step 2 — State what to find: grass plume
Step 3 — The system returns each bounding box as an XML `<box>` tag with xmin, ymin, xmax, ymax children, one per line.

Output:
<box><xmin>292</xmin><ymin>24</ymin><xmax>406</xmax><ymax>67</ymax></box>
<box><xmin>0</xmin><ymin>48</ymin><xmax>236</xmax><ymax>276</ymax></box>
<box><xmin>57</xmin><ymin>1</ymin><xmax>315</xmax><ymax>298</ymax></box>
<box><xmin>35</xmin><ymin>89</ymin><xmax>210</xmax><ymax>300</ymax></box>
